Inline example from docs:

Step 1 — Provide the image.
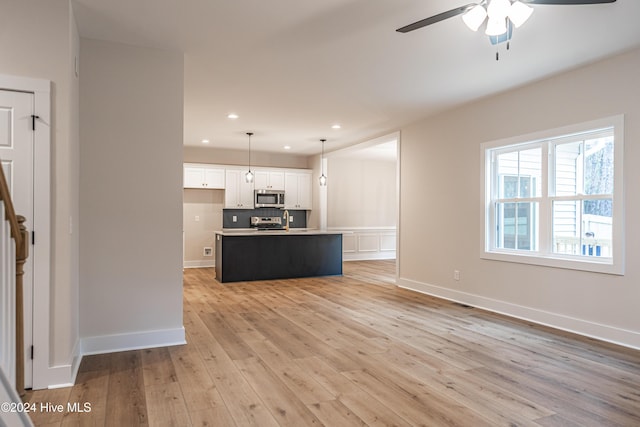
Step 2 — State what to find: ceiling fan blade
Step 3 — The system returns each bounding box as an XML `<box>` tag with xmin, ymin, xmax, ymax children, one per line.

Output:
<box><xmin>524</xmin><ymin>0</ymin><xmax>615</xmax><ymax>4</ymax></box>
<box><xmin>396</xmin><ymin>3</ymin><xmax>478</xmax><ymax>33</ymax></box>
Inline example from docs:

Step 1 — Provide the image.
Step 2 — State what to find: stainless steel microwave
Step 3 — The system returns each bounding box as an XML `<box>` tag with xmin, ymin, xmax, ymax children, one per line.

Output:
<box><xmin>254</xmin><ymin>189</ymin><xmax>285</xmax><ymax>208</ymax></box>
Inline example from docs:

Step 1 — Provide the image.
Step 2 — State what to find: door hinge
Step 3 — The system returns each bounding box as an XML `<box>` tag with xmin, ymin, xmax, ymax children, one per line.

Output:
<box><xmin>31</xmin><ymin>115</ymin><xmax>40</xmax><ymax>131</ymax></box>
<box><xmin>30</xmin><ymin>345</ymin><xmax>34</xmax><ymax>360</ymax></box>
<box><xmin>31</xmin><ymin>231</ymin><xmax>35</xmax><ymax>245</ymax></box>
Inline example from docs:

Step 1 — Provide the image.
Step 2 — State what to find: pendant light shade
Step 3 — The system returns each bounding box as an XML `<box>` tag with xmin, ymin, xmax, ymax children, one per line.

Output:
<box><xmin>485</xmin><ymin>17</ymin><xmax>507</xmax><ymax>36</ymax></box>
<box><xmin>462</xmin><ymin>5</ymin><xmax>487</xmax><ymax>32</ymax></box>
<box><xmin>508</xmin><ymin>1</ymin><xmax>533</xmax><ymax>28</ymax></box>
<box><xmin>319</xmin><ymin>139</ymin><xmax>327</xmax><ymax>186</ymax></box>
<box><xmin>245</xmin><ymin>132</ymin><xmax>254</xmax><ymax>183</ymax></box>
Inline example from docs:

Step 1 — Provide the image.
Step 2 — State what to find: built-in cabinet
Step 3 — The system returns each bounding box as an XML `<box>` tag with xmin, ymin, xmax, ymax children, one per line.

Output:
<box><xmin>184</xmin><ymin>163</ymin><xmax>312</xmax><ymax>210</ymax></box>
<box><xmin>285</xmin><ymin>171</ymin><xmax>312</xmax><ymax>209</ymax></box>
<box><xmin>254</xmin><ymin>169</ymin><xmax>285</xmax><ymax>190</ymax></box>
<box><xmin>224</xmin><ymin>168</ymin><xmax>254</xmax><ymax>209</ymax></box>
<box><xmin>183</xmin><ymin>164</ymin><xmax>225</xmax><ymax>189</ymax></box>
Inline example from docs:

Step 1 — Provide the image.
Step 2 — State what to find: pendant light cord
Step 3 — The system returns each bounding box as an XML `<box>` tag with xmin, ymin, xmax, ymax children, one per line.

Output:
<box><xmin>247</xmin><ymin>132</ymin><xmax>253</xmax><ymax>172</ymax></box>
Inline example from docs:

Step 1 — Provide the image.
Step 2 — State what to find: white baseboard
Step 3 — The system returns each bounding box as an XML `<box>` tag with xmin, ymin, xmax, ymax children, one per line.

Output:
<box><xmin>37</xmin><ymin>338</ymin><xmax>82</xmax><ymax>390</ymax></box>
<box><xmin>183</xmin><ymin>260</ymin><xmax>215</xmax><ymax>268</ymax></box>
<box><xmin>81</xmin><ymin>327</ymin><xmax>186</xmax><ymax>356</ymax></box>
<box><xmin>344</xmin><ymin>252</ymin><xmax>396</xmax><ymax>261</ymax></box>
<box><xmin>397</xmin><ymin>277</ymin><xmax>640</xmax><ymax>351</ymax></box>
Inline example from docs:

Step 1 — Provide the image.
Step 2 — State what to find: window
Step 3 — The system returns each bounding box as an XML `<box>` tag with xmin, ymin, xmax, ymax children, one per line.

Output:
<box><xmin>481</xmin><ymin>116</ymin><xmax>624</xmax><ymax>275</ymax></box>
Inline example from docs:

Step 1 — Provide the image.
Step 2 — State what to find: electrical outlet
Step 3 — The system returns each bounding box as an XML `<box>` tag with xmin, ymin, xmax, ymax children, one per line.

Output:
<box><xmin>203</xmin><ymin>247</ymin><xmax>213</xmax><ymax>256</ymax></box>
<box><xmin>289</xmin><ymin>216</ymin><xmax>294</xmax><ymax>222</ymax></box>
<box><xmin>454</xmin><ymin>270</ymin><xmax>460</xmax><ymax>281</ymax></box>
<box><xmin>232</xmin><ymin>215</ymin><xmax>237</xmax><ymax>222</ymax></box>
<box><xmin>195</xmin><ymin>215</ymin><xmax>200</xmax><ymax>222</ymax></box>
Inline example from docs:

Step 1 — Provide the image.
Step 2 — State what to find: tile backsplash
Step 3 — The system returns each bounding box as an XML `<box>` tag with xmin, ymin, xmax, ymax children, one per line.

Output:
<box><xmin>223</xmin><ymin>208</ymin><xmax>307</xmax><ymax>229</ymax></box>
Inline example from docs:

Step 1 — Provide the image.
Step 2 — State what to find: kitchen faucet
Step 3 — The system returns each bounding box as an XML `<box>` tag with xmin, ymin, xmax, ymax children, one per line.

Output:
<box><xmin>282</xmin><ymin>210</ymin><xmax>289</xmax><ymax>232</ymax></box>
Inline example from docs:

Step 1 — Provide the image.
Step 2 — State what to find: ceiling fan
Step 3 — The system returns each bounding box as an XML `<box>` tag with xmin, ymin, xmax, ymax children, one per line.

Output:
<box><xmin>396</xmin><ymin>0</ymin><xmax>617</xmax><ymax>59</ymax></box>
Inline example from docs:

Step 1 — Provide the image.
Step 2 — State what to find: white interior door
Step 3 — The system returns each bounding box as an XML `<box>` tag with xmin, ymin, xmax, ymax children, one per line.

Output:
<box><xmin>0</xmin><ymin>89</ymin><xmax>34</xmax><ymax>388</ymax></box>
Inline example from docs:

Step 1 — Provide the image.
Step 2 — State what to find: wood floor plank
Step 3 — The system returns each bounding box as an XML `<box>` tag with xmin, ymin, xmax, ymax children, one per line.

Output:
<box><xmin>26</xmin><ymin>262</ymin><xmax>640</xmax><ymax>427</ymax></box>
<box><xmin>234</xmin><ymin>357</ymin><xmax>324</xmax><ymax>426</ymax></box>
<box><xmin>144</xmin><ymin>382</ymin><xmax>191</xmax><ymax>427</ymax></box>
<box><xmin>338</xmin><ymin>390</ymin><xmax>414</xmax><ymax>427</ymax></box>
<box><xmin>306</xmin><ymin>399</ymin><xmax>367</xmax><ymax>427</ymax></box>
<box><xmin>141</xmin><ymin>347</ymin><xmax>178</xmax><ymax>387</ymax></box>
<box><xmin>243</xmin><ymin>338</ymin><xmax>335</xmax><ymax>404</ymax></box>
<box><xmin>195</xmin><ymin>336</ymin><xmax>280</xmax><ymax>427</ymax></box>
<box><xmin>105</xmin><ymin>351</ymin><xmax>148</xmax><ymax>426</ymax></box>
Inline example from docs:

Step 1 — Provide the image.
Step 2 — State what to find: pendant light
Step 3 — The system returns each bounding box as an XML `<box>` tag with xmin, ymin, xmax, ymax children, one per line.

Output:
<box><xmin>245</xmin><ymin>132</ymin><xmax>254</xmax><ymax>183</ymax></box>
<box><xmin>319</xmin><ymin>139</ymin><xmax>327</xmax><ymax>186</ymax></box>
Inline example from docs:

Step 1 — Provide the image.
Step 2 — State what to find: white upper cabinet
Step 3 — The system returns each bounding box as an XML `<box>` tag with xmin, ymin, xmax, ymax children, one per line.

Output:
<box><xmin>254</xmin><ymin>170</ymin><xmax>285</xmax><ymax>190</ymax></box>
<box><xmin>224</xmin><ymin>168</ymin><xmax>254</xmax><ymax>209</ymax></box>
<box><xmin>184</xmin><ymin>164</ymin><xmax>225</xmax><ymax>189</ymax></box>
<box><xmin>285</xmin><ymin>171</ymin><xmax>312</xmax><ymax>209</ymax></box>
<box><xmin>184</xmin><ymin>163</ymin><xmax>312</xmax><ymax>209</ymax></box>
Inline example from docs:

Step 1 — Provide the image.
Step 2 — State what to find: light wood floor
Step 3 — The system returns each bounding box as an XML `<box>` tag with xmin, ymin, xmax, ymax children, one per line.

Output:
<box><xmin>25</xmin><ymin>260</ymin><xmax>640</xmax><ymax>426</ymax></box>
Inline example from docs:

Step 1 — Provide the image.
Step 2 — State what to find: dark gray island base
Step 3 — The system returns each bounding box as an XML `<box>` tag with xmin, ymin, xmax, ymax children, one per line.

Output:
<box><xmin>214</xmin><ymin>230</ymin><xmax>343</xmax><ymax>283</ymax></box>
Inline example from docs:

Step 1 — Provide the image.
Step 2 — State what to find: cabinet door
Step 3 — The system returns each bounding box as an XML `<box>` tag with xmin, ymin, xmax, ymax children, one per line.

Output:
<box><xmin>239</xmin><ymin>175</ymin><xmax>255</xmax><ymax>208</ymax></box>
<box><xmin>284</xmin><ymin>172</ymin><xmax>299</xmax><ymax>208</ymax></box>
<box><xmin>296</xmin><ymin>173</ymin><xmax>312</xmax><ymax>209</ymax></box>
<box><xmin>225</xmin><ymin>169</ymin><xmax>254</xmax><ymax>208</ymax></box>
<box><xmin>184</xmin><ymin>166</ymin><xmax>205</xmax><ymax>188</ymax></box>
<box><xmin>255</xmin><ymin>170</ymin><xmax>285</xmax><ymax>190</ymax></box>
<box><xmin>204</xmin><ymin>168</ymin><xmax>225</xmax><ymax>189</ymax></box>
<box><xmin>268</xmin><ymin>171</ymin><xmax>285</xmax><ymax>190</ymax></box>
<box><xmin>254</xmin><ymin>170</ymin><xmax>270</xmax><ymax>189</ymax></box>
<box><xmin>224</xmin><ymin>170</ymin><xmax>240</xmax><ymax>207</ymax></box>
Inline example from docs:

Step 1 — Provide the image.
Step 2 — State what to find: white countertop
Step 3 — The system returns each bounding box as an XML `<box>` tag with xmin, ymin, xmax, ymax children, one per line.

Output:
<box><xmin>215</xmin><ymin>228</ymin><xmax>348</xmax><ymax>236</ymax></box>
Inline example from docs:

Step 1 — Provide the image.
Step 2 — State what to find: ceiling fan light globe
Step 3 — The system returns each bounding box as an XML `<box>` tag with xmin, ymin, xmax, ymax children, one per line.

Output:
<box><xmin>485</xmin><ymin>17</ymin><xmax>507</xmax><ymax>36</ymax></box>
<box><xmin>462</xmin><ymin>5</ymin><xmax>487</xmax><ymax>32</ymax></box>
<box><xmin>487</xmin><ymin>0</ymin><xmax>511</xmax><ymax>20</ymax></box>
<box><xmin>509</xmin><ymin>1</ymin><xmax>533</xmax><ymax>28</ymax></box>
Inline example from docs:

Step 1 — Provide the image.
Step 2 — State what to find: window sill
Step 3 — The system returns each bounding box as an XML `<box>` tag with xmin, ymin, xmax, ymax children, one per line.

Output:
<box><xmin>481</xmin><ymin>250</ymin><xmax>624</xmax><ymax>275</ymax></box>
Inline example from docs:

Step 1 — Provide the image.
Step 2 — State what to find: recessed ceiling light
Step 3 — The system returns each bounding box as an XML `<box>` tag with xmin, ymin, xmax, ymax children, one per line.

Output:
<box><xmin>331</xmin><ymin>124</ymin><xmax>341</xmax><ymax>129</ymax></box>
<box><xmin>227</xmin><ymin>113</ymin><xmax>239</xmax><ymax>119</ymax></box>
<box><xmin>201</xmin><ymin>139</ymin><xmax>210</xmax><ymax>144</ymax></box>
<box><xmin>283</xmin><ymin>145</ymin><xmax>291</xmax><ymax>150</ymax></box>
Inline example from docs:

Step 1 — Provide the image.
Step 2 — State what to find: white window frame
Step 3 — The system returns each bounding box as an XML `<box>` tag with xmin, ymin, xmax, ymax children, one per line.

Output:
<box><xmin>480</xmin><ymin>115</ymin><xmax>624</xmax><ymax>275</ymax></box>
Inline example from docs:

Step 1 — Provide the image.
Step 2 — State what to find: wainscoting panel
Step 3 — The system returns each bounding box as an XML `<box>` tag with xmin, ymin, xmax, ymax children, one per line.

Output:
<box><xmin>331</xmin><ymin>228</ymin><xmax>396</xmax><ymax>261</ymax></box>
<box><xmin>343</xmin><ymin>234</ymin><xmax>357</xmax><ymax>253</ymax></box>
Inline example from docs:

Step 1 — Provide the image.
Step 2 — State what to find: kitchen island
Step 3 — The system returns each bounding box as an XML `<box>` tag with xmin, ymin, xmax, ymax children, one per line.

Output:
<box><xmin>214</xmin><ymin>229</ymin><xmax>344</xmax><ymax>283</ymax></box>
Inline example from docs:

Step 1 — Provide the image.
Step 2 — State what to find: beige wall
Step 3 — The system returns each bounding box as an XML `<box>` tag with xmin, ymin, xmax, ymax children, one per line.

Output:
<box><xmin>0</xmin><ymin>0</ymin><xmax>80</xmax><ymax>367</ymax></box>
<box><xmin>79</xmin><ymin>39</ymin><xmax>184</xmax><ymax>341</ymax></box>
<box><xmin>183</xmin><ymin>189</ymin><xmax>223</xmax><ymax>267</ymax></box>
<box><xmin>184</xmin><ymin>146</ymin><xmax>310</xmax><ymax>169</ymax></box>
<box><xmin>327</xmin><ymin>157</ymin><xmax>396</xmax><ymax>228</ymax></box>
<box><xmin>399</xmin><ymin>48</ymin><xmax>640</xmax><ymax>348</ymax></box>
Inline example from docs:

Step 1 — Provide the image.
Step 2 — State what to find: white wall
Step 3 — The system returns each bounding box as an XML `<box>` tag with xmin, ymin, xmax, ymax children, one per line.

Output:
<box><xmin>327</xmin><ymin>157</ymin><xmax>396</xmax><ymax>228</ymax></box>
<box><xmin>79</xmin><ymin>39</ymin><xmax>185</xmax><ymax>352</ymax></box>
<box><xmin>0</xmin><ymin>0</ymin><xmax>80</xmax><ymax>376</ymax></box>
<box><xmin>184</xmin><ymin>146</ymin><xmax>310</xmax><ymax>169</ymax></box>
<box><xmin>183</xmin><ymin>189</ymin><xmax>223</xmax><ymax>267</ymax></box>
<box><xmin>399</xmin><ymin>48</ymin><xmax>640</xmax><ymax>348</ymax></box>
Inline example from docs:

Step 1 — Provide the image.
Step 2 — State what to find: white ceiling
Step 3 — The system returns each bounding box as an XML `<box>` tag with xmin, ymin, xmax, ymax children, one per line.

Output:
<box><xmin>72</xmin><ymin>0</ymin><xmax>640</xmax><ymax>156</ymax></box>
